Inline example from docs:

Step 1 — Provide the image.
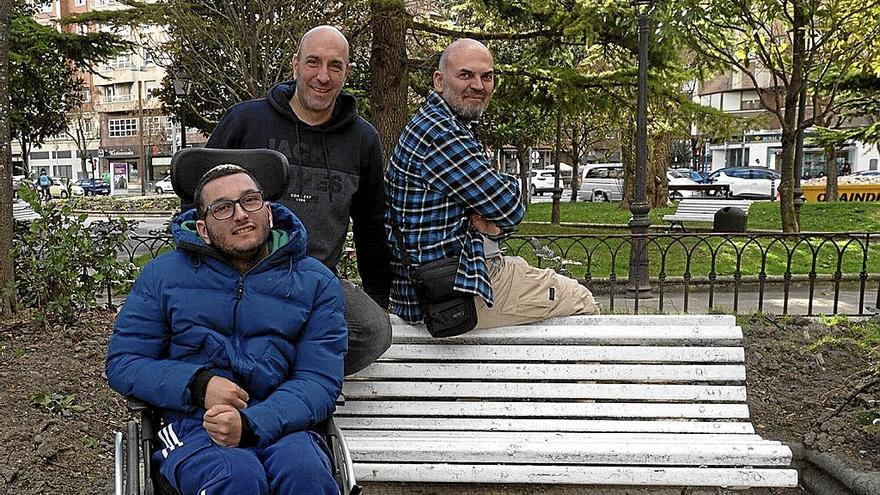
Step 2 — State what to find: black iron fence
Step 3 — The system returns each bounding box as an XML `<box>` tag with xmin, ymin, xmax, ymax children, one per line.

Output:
<box><xmin>113</xmin><ymin>231</ymin><xmax>880</xmax><ymax>316</ymax></box>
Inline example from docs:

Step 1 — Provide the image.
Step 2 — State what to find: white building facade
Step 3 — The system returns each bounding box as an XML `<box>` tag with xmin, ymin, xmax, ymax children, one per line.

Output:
<box><xmin>696</xmin><ymin>71</ymin><xmax>879</xmax><ymax>176</ymax></box>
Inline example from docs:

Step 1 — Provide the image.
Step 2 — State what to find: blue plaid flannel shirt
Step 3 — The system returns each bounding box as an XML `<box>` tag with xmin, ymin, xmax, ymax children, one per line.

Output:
<box><xmin>385</xmin><ymin>91</ymin><xmax>525</xmax><ymax>322</ymax></box>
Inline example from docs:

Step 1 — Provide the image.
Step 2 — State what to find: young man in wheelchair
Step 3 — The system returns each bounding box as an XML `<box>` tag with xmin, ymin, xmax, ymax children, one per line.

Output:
<box><xmin>107</xmin><ymin>164</ymin><xmax>345</xmax><ymax>495</ymax></box>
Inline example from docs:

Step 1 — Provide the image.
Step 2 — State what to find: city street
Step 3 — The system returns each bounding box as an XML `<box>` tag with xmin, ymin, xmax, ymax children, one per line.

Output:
<box><xmin>530</xmin><ymin>189</ymin><xmax>577</xmax><ymax>203</ymax></box>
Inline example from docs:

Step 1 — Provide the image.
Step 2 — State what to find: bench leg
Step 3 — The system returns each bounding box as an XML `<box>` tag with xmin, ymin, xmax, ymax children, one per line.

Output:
<box><xmin>667</xmin><ymin>221</ymin><xmax>687</xmax><ymax>233</ymax></box>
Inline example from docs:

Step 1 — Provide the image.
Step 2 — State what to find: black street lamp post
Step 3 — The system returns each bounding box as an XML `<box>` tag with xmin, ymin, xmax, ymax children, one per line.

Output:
<box><xmin>627</xmin><ymin>0</ymin><xmax>653</xmax><ymax>301</ymax></box>
<box><xmin>173</xmin><ymin>72</ymin><xmax>193</xmax><ymax>150</ymax></box>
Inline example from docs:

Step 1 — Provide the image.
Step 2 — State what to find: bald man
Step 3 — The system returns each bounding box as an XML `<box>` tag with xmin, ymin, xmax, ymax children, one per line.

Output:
<box><xmin>207</xmin><ymin>26</ymin><xmax>391</xmax><ymax>375</ymax></box>
<box><xmin>385</xmin><ymin>39</ymin><xmax>599</xmax><ymax>329</ymax></box>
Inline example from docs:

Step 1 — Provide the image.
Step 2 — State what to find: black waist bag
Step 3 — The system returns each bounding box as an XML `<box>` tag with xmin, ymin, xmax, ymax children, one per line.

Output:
<box><xmin>411</xmin><ymin>257</ymin><xmax>477</xmax><ymax>338</ymax></box>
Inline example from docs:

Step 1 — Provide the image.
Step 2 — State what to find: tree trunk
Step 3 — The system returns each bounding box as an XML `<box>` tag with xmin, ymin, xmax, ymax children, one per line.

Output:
<box><xmin>778</xmin><ymin>2</ymin><xmax>806</xmax><ymax>233</ymax></box>
<box><xmin>0</xmin><ymin>0</ymin><xmax>15</xmax><ymax>315</ymax></box>
<box><xmin>648</xmin><ymin>133</ymin><xmax>669</xmax><ymax>207</ymax></box>
<box><xmin>824</xmin><ymin>147</ymin><xmax>838</xmax><ymax>201</ymax></box>
<box><xmin>568</xmin><ymin>124</ymin><xmax>581</xmax><ymax>203</ymax></box>
<box><xmin>622</xmin><ymin>122</ymin><xmax>668</xmax><ymax>209</ymax></box>
<box><xmin>515</xmin><ymin>143</ymin><xmax>530</xmax><ymax>208</ymax></box>
<box><xmin>369</xmin><ymin>0</ymin><xmax>409</xmax><ymax>163</ymax></box>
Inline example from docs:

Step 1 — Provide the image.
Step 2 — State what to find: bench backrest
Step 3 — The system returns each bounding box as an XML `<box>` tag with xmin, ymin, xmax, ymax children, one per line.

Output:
<box><xmin>338</xmin><ymin>314</ymin><xmax>753</xmax><ymax>434</ymax></box>
<box><xmin>673</xmin><ymin>199</ymin><xmax>752</xmax><ymax>216</ymax></box>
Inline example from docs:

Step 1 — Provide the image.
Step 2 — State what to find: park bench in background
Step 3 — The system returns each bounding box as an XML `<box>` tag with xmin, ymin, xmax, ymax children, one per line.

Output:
<box><xmin>663</xmin><ymin>198</ymin><xmax>753</xmax><ymax>231</ymax></box>
<box><xmin>338</xmin><ymin>314</ymin><xmax>797</xmax><ymax>492</ymax></box>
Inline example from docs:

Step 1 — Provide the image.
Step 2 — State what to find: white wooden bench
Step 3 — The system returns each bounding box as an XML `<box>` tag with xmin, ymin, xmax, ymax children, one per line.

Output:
<box><xmin>12</xmin><ymin>198</ymin><xmax>39</xmax><ymax>223</ymax></box>
<box><xmin>662</xmin><ymin>198</ymin><xmax>753</xmax><ymax>231</ymax></box>
<box><xmin>338</xmin><ymin>314</ymin><xmax>797</xmax><ymax>491</ymax></box>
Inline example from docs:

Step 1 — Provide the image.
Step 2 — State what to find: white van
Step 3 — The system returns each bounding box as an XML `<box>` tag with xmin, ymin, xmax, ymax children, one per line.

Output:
<box><xmin>579</xmin><ymin>163</ymin><xmax>624</xmax><ymax>201</ymax></box>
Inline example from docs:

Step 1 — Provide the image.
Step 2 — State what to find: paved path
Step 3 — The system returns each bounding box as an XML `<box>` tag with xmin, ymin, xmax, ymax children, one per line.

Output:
<box><xmin>596</xmin><ymin>284</ymin><xmax>877</xmax><ymax>316</ymax></box>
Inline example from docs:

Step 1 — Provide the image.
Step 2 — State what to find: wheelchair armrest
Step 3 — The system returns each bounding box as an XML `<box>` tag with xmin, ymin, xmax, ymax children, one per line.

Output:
<box><xmin>126</xmin><ymin>397</ymin><xmax>151</xmax><ymax>412</ymax></box>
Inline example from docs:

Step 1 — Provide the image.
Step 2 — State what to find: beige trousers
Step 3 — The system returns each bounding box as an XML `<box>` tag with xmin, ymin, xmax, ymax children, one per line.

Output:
<box><xmin>474</xmin><ymin>256</ymin><xmax>600</xmax><ymax>329</ymax></box>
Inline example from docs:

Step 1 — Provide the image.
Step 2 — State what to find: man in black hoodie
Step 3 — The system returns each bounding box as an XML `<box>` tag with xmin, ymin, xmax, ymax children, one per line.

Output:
<box><xmin>205</xmin><ymin>25</ymin><xmax>391</xmax><ymax>375</ymax></box>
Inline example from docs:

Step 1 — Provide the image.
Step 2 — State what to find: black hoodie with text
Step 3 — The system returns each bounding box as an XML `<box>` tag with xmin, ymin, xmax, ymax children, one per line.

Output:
<box><xmin>206</xmin><ymin>80</ymin><xmax>390</xmax><ymax>306</ymax></box>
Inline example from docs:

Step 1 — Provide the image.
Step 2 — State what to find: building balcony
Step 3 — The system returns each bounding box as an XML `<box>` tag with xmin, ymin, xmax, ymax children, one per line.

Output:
<box><xmin>94</xmin><ymin>96</ymin><xmax>163</xmax><ymax>114</ymax></box>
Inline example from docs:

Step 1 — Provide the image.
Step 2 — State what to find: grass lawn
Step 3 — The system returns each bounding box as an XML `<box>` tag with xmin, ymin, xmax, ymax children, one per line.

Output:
<box><xmin>522</xmin><ymin>200</ymin><xmax>880</xmax><ymax>232</ymax></box>
<box><xmin>512</xmin><ymin>200</ymin><xmax>880</xmax><ymax>278</ymax></box>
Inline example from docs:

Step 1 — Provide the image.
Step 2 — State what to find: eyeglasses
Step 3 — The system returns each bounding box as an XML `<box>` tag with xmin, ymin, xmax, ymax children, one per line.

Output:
<box><xmin>204</xmin><ymin>191</ymin><xmax>265</xmax><ymax>220</ymax></box>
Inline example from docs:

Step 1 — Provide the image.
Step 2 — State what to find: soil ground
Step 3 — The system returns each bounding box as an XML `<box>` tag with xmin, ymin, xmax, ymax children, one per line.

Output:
<box><xmin>0</xmin><ymin>310</ymin><xmax>877</xmax><ymax>494</ymax></box>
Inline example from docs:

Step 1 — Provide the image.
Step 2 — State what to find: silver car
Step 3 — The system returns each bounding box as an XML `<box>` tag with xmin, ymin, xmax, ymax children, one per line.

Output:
<box><xmin>579</xmin><ymin>164</ymin><xmax>624</xmax><ymax>202</ymax></box>
<box><xmin>707</xmin><ymin>167</ymin><xmax>780</xmax><ymax>199</ymax></box>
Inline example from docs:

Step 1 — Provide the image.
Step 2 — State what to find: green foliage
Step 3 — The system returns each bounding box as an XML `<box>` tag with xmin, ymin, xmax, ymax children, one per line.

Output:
<box><xmin>67</xmin><ymin>195</ymin><xmax>181</xmax><ymax>213</ymax></box>
<box><xmin>32</xmin><ymin>392</ymin><xmax>86</xmax><ymax>417</ymax></box>
<box><xmin>812</xmin><ymin>315</ymin><xmax>880</xmax><ymax>357</ymax></box>
<box><xmin>10</xmin><ymin>11</ymin><xmax>84</xmax><ymax>162</ymax></box>
<box><xmin>8</xmin><ymin>0</ymin><xmax>127</xmax><ymax>172</ymax></box>
<box><xmin>96</xmin><ymin>0</ymin><xmax>372</xmax><ymax>133</ymax></box>
<box><xmin>10</xmin><ymin>187</ymin><xmax>138</xmax><ymax>325</ymax></box>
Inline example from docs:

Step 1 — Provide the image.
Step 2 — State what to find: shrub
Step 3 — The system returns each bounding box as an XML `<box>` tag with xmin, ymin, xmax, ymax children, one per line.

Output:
<box><xmin>10</xmin><ymin>187</ymin><xmax>138</xmax><ymax>324</ymax></box>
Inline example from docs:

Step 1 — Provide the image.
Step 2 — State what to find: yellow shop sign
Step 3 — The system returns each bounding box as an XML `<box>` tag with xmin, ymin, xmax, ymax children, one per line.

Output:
<box><xmin>801</xmin><ymin>183</ymin><xmax>880</xmax><ymax>202</ymax></box>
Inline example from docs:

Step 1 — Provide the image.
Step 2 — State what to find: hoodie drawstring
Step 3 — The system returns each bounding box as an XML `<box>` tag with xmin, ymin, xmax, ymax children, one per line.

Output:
<box><xmin>322</xmin><ymin>134</ymin><xmax>333</xmax><ymax>202</ymax></box>
<box><xmin>294</xmin><ymin>123</ymin><xmax>305</xmax><ymax>197</ymax></box>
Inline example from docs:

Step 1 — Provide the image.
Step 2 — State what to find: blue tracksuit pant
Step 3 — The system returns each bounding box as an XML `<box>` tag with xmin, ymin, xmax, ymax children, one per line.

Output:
<box><xmin>154</xmin><ymin>416</ymin><xmax>338</xmax><ymax>495</ymax></box>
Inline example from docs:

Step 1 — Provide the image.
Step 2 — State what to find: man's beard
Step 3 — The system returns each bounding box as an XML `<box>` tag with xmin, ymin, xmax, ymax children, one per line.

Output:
<box><xmin>441</xmin><ymin>88</ymin><xmax>487</xmax><ymax>121</ymax></box>
<box><xmin>206</xmin><ymin>227</ymin><xmax>269</xmax><ymax>263</ymax></box>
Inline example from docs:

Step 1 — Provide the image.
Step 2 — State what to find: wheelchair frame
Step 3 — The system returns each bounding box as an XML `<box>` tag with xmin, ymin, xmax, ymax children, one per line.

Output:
<box><xmin>114</xmin><ymin>398</ymin><xmax>361</xmax><ymax>495</ymax></box>
<box><xmin>112</xmin><ymin>148</ymin><xmax>361</xmax><ymax>494</ymax></box>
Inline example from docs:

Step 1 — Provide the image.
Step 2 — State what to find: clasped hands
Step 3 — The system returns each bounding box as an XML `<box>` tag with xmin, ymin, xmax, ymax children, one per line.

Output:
<box><xmin>202</xmin><ymin>376</ymin><xmax>250</xmax><ymax>447</ymax></box>
<box><xmin>469</xmin><ymin>213</ymin><xmax>501</xmax><ymax>236</ymax></box>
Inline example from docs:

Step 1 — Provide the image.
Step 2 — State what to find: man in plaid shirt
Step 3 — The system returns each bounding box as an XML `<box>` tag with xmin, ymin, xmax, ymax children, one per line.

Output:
<box><xmin>385</xmin><ymin>39</ymin><xmax>599</xmax><ymax>327</ymax></box>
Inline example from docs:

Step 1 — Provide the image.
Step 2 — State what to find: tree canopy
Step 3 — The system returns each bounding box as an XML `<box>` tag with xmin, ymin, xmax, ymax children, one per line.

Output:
<box><xmin>10</xmin><ymin>1</ymin><xmax>126</xmax><ymax>173</ymax></box>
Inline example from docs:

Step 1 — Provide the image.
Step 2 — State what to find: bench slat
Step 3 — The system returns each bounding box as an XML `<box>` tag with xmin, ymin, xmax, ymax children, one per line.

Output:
<box><xmin>342</xmin><ymin>382</ymin><xmax>747</xmax><ymax>401</ymax></box>
<box><xmin>392</xmin><ymin>314</ymin><xmax>737</xmax><ymax>327</ymax></box>
<box><xmin>390</xmin><ymin>325</ymin><xmax>743</xmax><ymax>345</ymax></box>
<box><xmin>336</xmin><ymin>401</ymin><xmax>752</xmax><ymax>419</ymax></box>
<box><xmin>347</xmin><ymin>431</ymin><xmax>768</xmax><ymax>444</ymax></box>
<box><xmin>380</xmin><ymin>344</ymin><xmax>744</xmax><ymax>363</ymax></box>
<box><xmin>521</xmin><ymin>314</ymin><xmax>737</xmax><ymax>326</ymax></box>
<box><xmin>350</xmin><ymin>363</ymin><xmax>746</xmax><ymax>382</ymax></box>
<box><xmin>350</xmin><ymin>439</ymin><xmax>792</xmax><ymax>466</ymax></box>
<box><xmin>334</xmin><ymin>417</ymin><xmax>757</xmax><ymax>434</ymax></box>
<box><xmin>353</xmin><ymin>464</ymin><xmax>799</xmax><ymax>487</ymax></box>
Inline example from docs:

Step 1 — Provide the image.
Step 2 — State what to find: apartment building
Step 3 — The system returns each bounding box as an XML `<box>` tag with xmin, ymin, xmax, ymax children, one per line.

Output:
<box><xmin>695</xmin><ymin>69</ymin><xmax>879</xmax><ymax>175</ymax></box>
<box><xmin>20</xmin><ymin>0</ymin><xmax>204</xmax><ymax>191</ymax></box>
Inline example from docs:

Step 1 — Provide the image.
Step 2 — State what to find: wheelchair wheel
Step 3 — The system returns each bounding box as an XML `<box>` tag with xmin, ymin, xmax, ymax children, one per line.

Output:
<box><xmin>325</xmin><ymin>416</ymin><xmax>362</xmax><ymax>495</ymax></box>
<box><xmin>126</xmin><ymin>420</ymin><xmax>141</xmax><ymax>495</ymax></box>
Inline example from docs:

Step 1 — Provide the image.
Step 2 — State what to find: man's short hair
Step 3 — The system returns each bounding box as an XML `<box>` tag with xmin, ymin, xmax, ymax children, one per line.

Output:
<box><xmin>194</xmin><ymin>164</ymin><xmax>263</xmax><ymax>219</ymax></box>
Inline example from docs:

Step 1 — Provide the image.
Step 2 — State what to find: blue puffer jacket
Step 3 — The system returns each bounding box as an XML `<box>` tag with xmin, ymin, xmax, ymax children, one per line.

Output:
<box><xmin>106</xmin><ymin>204</ymin><xmax>347</xmax><ymax>448</ymax></box>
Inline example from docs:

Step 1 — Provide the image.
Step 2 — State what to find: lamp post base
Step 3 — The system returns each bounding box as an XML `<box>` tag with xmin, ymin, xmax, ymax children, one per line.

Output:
<box><xmin>626</xmin><ymin>201</ymin><xmax>653</xmax><ymax>298</ymax></box>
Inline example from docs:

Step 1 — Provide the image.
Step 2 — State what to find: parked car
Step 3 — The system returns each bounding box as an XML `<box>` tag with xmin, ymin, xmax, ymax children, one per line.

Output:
<box><xmin>75</xmin><ymin>178</ymin><xmax>110</xmax><ymax>196</ymax></box>
<box><xmin>673</xmin><ymin>168</ymin><xmax>707</xmax><ymax>183</ymax></box>
<box><xmin>48</xmin><ymin>177</ymin><xmax>85</xmax><ymax>199</ymax></box>
<box><xmin>529</xmin><ymin>170</ymin><xmax>570</xmax><ymax>196</ymax></box>
<box><xmin>579</xmin><ymin>163</ymin><xmax>624</xmax><ymax>202</ymax></box>
<box><xmin>667</xmin><ymin>169</ymin><xmax>699</xmax><ymax>199</ymax></box>
<box><xmin>154</xmin><ymin>176</ymin><xmax>174</xmax><ymax>195</ymax></box>
<box><xmin>850</xmin><ymin>170</ymin><xmax>880</xmax><ymax>178</ymax></box>
<box><xmin>706</xmin><ymin>166</ymin><xmax>780</xmax><ymax>199</ymax></box>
